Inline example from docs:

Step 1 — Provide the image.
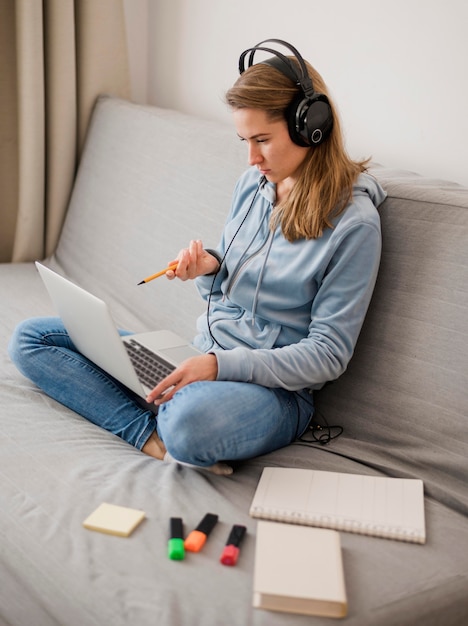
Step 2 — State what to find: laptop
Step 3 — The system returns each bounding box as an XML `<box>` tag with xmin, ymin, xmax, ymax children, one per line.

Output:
<box><xmin>35</xmin><ymin>262</ymin><xmax>201</xmax><ymax>399</ymax></box>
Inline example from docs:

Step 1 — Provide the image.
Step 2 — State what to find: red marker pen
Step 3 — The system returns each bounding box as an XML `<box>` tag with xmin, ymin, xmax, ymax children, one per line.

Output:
<box><xmin>184</xmin><ymin>513</ymin><xmax>219</xmax><ymax>552</ymax></box>
<box><xmin>220</xmin><ymin>524</ymin><xmax>246</xmax><ymax>566</ymax></box>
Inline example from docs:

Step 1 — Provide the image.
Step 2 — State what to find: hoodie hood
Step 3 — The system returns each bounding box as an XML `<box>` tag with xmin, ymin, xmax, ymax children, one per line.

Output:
<box><xmin>259</xmin><ymin>171</ymin><xmax>387</xmax><ymax>211</ymax></box>
<box><xmin>351</xmin><ymin>172</ymin><xmax>387</xmax><ymax>208</ymax></box>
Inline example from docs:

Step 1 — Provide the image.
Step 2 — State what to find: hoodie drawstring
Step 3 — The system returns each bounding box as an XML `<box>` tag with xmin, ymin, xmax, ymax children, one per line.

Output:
<box><xmin>251</xmin><ymin>230</ymin><xmax>274</xmax><ymax>324</ymax></box>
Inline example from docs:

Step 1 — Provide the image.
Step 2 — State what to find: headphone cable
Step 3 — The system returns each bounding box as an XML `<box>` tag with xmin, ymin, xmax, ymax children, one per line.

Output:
<box><xmin>206</xmin><ymin>176</ymin><xmax>265</xmax><ymax>349</ymax></box>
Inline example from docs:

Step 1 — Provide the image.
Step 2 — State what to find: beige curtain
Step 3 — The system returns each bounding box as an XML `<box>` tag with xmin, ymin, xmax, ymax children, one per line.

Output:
<box><xmin>0</xmin><ymin>0</ymin><xmax>130</xmax><ymax>263</ymax></box>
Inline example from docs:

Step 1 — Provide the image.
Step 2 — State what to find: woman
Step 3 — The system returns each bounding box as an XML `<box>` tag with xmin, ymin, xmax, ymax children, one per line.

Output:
<box><xmin>8</xmin><ymin>40</ymin><xmax>385</xmax><ymax>474</ymax></box>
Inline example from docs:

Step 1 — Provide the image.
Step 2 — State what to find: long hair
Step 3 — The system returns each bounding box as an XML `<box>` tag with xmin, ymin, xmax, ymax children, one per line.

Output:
<box><xmin>225</xmin><ymin>60</ymin><xmax>370</xmax><ymax>241</ymax></box>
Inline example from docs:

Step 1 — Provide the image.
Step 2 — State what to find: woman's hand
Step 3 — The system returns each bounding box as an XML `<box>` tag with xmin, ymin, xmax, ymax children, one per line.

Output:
<box><xmin>146</xmin><ymin>353</ymin><xmax>218</xmax><ymax>405</ymax></box>
<box><xmin>166</xmin><ymin>239</ymin><xmax>219</xmax><ymax>281</ymax></box>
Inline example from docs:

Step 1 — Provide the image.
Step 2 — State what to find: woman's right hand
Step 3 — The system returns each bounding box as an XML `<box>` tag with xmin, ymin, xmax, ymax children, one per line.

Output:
<box><xmin>166</xmin><ymin>239</ymin><xmax>220</xmax><ymax>281</ymax></box>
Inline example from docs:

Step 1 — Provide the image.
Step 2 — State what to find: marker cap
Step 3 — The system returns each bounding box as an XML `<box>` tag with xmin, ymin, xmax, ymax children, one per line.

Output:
<box><xmin>168</xmin><ymin>538</ymin><xmax>185</xmax><ymax>560</ymax></box>
<box><xmin>220</xmin><ymin>544</ymin><xmax>240</xmax><ymax>566</ymax></box>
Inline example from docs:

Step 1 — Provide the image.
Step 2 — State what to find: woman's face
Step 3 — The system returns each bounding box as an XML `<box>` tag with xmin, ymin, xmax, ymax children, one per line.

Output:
<box><xmin>233</xmin><ymin>107</ymin><xmax>310</xmax><ymax>188</ymax></box>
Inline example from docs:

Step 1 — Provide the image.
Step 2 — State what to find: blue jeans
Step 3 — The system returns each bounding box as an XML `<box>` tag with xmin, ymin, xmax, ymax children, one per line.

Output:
<box><xmin>8</xmin><ymin>317</ymin><xmax>314</xmax><ymax>466</ymax></box>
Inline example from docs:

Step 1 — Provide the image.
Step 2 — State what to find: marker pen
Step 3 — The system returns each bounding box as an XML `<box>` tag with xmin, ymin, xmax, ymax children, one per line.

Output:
<box><xmin>220</xmin><ymin>524</ymin><xmax>246</xmax><ymax>566</ymax></box>
<box><xmin>168</xmin><ymin>517</ymin><xmax>185</xmax><ymax>560</ymax></box>
<box><xmin>184</xmin><ymin>513</ymin><xmax>219</xmax><ymax>552</ymax></box>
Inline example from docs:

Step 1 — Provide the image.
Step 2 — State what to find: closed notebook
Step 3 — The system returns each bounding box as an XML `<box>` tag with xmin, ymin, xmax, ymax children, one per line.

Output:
<box><xmin>253</xmin><ymin>521</ymin><xmax>347</xmax><ymax>618</ymax></box>
<box><xmin>250</xmin><ymin>467</ymin><xmax>425</xmax><ymax>544</ymax></box>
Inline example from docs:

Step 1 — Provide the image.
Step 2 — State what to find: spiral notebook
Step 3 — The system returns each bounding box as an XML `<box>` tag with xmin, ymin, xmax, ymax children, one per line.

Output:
<box><xmin>249</xmin><ymin>467</ymin><xmax>426</xmax><ymax>544</ymax></box>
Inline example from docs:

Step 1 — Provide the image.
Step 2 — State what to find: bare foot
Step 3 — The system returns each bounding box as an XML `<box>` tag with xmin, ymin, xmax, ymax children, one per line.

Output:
<box><xmin>142</xmin><ymin>433</ymin><xmax>233</xmax><ymax>475</ymax></box>
<box><xmin>142</xmin><ymin>431</ymin><xmax>167</xmax><ymax>460</ymax></box>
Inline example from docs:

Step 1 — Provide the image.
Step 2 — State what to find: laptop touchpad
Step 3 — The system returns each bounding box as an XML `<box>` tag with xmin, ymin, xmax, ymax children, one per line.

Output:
<box><xmin>161</xmin><ymin>345</ymin><xmax>200</xmax><ymax>364</ymax></box>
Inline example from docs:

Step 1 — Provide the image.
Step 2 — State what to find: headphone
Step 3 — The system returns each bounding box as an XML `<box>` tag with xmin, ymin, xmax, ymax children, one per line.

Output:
<box><xmin>238</xmin><ymin>38</ymin><xmax>333</xmax><ymax>147</ymax></box>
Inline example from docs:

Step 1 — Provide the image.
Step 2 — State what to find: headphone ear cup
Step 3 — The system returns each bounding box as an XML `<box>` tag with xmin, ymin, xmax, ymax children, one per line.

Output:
<box><xmin>285</xmin><ymin>94</ymin><xmax>310</xmax><ymax>147</ymax></box>
<box><xmin>286</xmin><ymin>93</ymin><xmax>333</xmax><ymax>146</ymax></box>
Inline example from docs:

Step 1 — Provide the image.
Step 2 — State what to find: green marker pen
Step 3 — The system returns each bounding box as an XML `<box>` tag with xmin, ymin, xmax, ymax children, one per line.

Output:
<box><xmin>168</xmin><ymin>517</ymin><xmax>185</xmax><ymax>560</ymax></box>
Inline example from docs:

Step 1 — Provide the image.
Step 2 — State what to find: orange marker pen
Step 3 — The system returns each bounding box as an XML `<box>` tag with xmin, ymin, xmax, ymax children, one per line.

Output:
<box><xmin>184</xmin><ymin>513</ymin><xmax>219</xmax><ymax>552</ymax></box>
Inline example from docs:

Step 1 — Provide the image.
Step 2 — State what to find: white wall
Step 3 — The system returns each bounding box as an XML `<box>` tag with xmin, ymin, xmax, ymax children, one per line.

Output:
<box><xmin>125</xmin><ymin>0</ymin><xmax>468</xmax><ymax>187</ymax></box>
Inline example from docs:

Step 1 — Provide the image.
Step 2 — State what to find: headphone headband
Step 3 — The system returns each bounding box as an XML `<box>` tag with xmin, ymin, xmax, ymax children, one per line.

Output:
<box><xmin>239</xmin><ymin>39</ymin><xmax>314</xmax><ymax>97</ymax></box>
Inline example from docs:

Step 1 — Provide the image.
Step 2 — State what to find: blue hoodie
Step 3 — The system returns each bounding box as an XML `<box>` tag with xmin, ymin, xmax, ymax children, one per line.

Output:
<box><xmin>194</xmin><ymin>166</ymin><xmax>386</xmax><ymax>391</ymax></box>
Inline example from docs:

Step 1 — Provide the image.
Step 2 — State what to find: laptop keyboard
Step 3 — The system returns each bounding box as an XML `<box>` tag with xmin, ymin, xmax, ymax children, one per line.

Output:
<box><xmin>124</xmin><ymin>339</ymin><xmax>175</xmax><ymax>389</ymax></box>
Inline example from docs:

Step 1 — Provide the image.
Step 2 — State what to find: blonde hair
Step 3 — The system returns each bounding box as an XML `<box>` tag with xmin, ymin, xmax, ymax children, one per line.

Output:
<box><xmin>225</xmin><ymin>60</ymin><xmax>370</xmax><ymax>241</ymax></box>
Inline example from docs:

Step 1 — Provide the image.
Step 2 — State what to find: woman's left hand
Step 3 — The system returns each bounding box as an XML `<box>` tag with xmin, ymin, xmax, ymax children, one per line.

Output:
<box><xmin>145</xmin><ymin>353</ymin><xmax>218</xmax><ymax>405</ymax></box>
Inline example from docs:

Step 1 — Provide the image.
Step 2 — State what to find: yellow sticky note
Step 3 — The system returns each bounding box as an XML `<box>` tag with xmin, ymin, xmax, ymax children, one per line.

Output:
<box><xmin>83</xmin><ymin>502</ymin><xmax>145</xmax><ymax>537</ymax></box>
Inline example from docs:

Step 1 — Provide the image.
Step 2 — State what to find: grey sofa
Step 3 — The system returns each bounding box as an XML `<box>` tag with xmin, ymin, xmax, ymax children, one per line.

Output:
<box><xmin>1</xmin><ymin>96</ymin><xmax>467</xmax><ymax>626</ymax></box>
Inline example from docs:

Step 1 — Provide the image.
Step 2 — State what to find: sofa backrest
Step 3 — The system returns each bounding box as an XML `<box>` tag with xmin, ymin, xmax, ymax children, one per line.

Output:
<box><xmin>53</xmin><ymin>96</ymin><xmax>246</xmax><ymax>338</ymax></box>
<box><xmin>52</xmin><ymin>97</ymin><xmax>468</xmax><ymax>517</ymax></box>
<box><xmin>316</xmin><ymin>166</ymin><xmax>468</xmax><ymax>516</ymax></box>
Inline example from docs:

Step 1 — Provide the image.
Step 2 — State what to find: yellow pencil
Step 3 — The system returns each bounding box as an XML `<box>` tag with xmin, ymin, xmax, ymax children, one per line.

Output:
<box><xmin>137</xmin><ymin>263</ymin><xmax>178</xmax><ymax>285</ymax></box>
